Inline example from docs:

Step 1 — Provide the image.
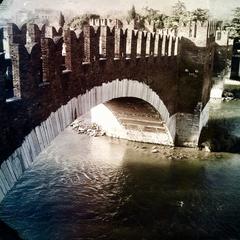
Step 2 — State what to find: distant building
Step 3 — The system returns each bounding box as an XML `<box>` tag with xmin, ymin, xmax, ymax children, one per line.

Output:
<box><xmin>0</xmin><ymin>0</ymin><xmax>13</xmax><ymax>12</ymax></box>
<box><xmin>14</xmin><ymin>9</ymin><xmax>33</xmax><ymax>25</ymax></box>
<box><xmin>33</xmin><ymin>8</ymin><xmax>60</xmax><ymax>26</ymax></box>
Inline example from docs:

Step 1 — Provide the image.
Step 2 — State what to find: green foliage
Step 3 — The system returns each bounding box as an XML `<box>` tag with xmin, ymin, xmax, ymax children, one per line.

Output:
<box><xmin>224</xmin><ymin>7</ymin><xmax>240</xmax><ymax>39</ymax></box>
<box><xmin>143</xmin><ymin>7</ymin><xmax>168</xmax><ymax>29</ymax></box>
<box><xmin>190</xmin><ymin>8</ymin><xmax>209</xmax><ymax>22</ymax></box>
<box><xmin>68</xmin><ymin>13</ymin><xmax>100</xmax><ymax>30</ymax></box>
<box><xmin>166</xmin><ymin>1</ymin><xmax>209</xmax><ymax>28</ymax></box>
<box><xmin>59</xmin><ymin>12</ymin><xmax>65</xmax><ymax>28</ymax></box>
<box><xmin>124</xmin><ymin>2</ymin><xmax>210</xmax><ymax>31</ymax></box>
<box><xmin>128</xmin><ymin>5</ymin><xmax>137</xmax><ymax>21</ymax></box>
<box><xmin>172</xmin><ymin>0</ymin><xmax>186</xmax><ymax>18</ymax></box>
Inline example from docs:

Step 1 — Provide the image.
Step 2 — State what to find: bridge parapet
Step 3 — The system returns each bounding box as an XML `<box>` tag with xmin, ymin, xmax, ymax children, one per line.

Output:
<box><xmin>0</xmin><ymin>23</ymin><xmax>180</xmax><ymax>104</ymax></box>
<box><xmin>215</xmin><ymin>30</ymin><xmax>229</xmax><ymax>47</ymax></box>
<box><xmin>0</xmin><ymin>22</ymin><xmax>182</xmax><ymax>162</ymax></box>
<box><xmin>0</xmin><ymin>19</ymin><xmax>225</xmax><ymax>165</ymax></box>
<box><xmin>178</xmin><ymin>20</ymin><xmax>216</xmax><ymax>47</ymax></box>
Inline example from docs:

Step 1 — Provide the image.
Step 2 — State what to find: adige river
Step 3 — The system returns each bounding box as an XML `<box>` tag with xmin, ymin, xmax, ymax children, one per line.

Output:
<box><xmin>1</xmin><ymin>100</ymin><xmax>240</xmax><ymax>240</ymax></box>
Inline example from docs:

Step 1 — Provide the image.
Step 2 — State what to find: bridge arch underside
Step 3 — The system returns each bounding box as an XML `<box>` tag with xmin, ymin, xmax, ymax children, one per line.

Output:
<box><xmin>81</xmin><ymin>97</ymin><xmax>174</xmax><ymax>146</ymax></box>
<box><xmin>0</xmin><ymin>79</ymin><xmax>208</xmax><ymax>203</ymax></box>
<box><xmin>78</xmin><ymin>80</ymin><xmax>176</xmax><ymax>146</ymax></box>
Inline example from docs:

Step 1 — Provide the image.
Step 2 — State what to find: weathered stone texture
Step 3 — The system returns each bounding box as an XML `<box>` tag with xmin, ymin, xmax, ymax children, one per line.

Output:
<box><xmin>0</xmin><ymin>21</ymin><xmax>228</xmax><ymax>162</ymax></box>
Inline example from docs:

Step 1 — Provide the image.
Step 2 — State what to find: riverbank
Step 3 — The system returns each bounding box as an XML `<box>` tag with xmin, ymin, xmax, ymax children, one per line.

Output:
<box><xmin>200</xmin><ymin>97</ymin><xmax>240</xmax><ymax>153</ymax></box>
<box><xmin>222</xmin><ymin>80</ymin><xmax>240</xmax><ymax>100</ymax></box>
<box><xmin>200</xmin><ymin>121</ymin><xmax>240</xmax><ymax>153</ymax></box>
<box><xmin>0</xmin><ymin>220</ymin><xmax>21</xmax><ymax>239</ymax></box>
<box><xmin>0</xmin><ymin>127</ymin><xmax>239</xmax><ymax>240</ymax></box>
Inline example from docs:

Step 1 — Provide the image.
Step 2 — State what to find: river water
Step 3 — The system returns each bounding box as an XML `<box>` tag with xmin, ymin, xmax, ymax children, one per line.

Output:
<box><xmin>1</xmin><ymin>100</ymin><xmax>240</xmax><ymax>240</ymax></box>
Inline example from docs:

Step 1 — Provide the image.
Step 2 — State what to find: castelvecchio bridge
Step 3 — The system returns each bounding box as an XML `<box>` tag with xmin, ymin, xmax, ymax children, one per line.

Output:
<box><xmin>0</xmin><ymin>18</ymin><xmax>229</xmax><ymax>202</ymax></box>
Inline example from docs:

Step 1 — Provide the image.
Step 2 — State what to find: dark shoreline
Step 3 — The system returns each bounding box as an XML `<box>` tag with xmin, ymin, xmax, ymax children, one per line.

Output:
<box><xmin>223</xmin><ymin>86</ymin><xmax>240</xmax><ymax>100</ymax></box>
<box><xmin>200</xmin><ymin>118</ymin><xmax>240</xmax><ymax>153</ymax></box>
<box><xmin>0</xmin><ymin>220</ymin><xmax>22</xmax><ymax>240</ymax></box>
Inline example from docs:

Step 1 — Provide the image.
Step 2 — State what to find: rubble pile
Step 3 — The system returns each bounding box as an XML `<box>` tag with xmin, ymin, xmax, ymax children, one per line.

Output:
<box><xmin>70</xmin><ymin>119</ymin><xmax>106</xmax><ymax>137</ymax></box>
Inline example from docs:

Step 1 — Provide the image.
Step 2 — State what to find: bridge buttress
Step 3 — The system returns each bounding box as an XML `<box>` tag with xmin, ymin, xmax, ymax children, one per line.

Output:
<box><xmin>0</xmin><ymin>19</ymin><xmax>231</xmax><ymax>161</ymax></box>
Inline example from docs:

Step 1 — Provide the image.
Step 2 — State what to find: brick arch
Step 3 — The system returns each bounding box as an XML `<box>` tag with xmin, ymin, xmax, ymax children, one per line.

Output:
<box><xmin>72</xmin><ymin>79</ymin><xmax>176</xmax><ymax>145</ymax></box>
<box><xmin>0</xmin><ymin>79</ymin><xmax>177</xmax><ymax>203</ymax></box>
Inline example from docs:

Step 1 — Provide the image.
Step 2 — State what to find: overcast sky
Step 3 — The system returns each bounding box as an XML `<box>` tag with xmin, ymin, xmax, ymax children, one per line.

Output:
<box><xmin>0</xmin><ymin>0</ymin><xmax>239</xmax><ymax>19</ymax></box>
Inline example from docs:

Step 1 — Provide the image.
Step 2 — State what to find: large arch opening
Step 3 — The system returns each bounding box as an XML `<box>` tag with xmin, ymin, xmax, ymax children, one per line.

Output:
<box><xmin>73</xmin><ymin>97</ymin><xmax>174</xmax><ymax>146</ymax></box>
<box><xmin>0</xmin><ymin>79</ymin><xmax>177</xmax><ymax>203</ymax></box>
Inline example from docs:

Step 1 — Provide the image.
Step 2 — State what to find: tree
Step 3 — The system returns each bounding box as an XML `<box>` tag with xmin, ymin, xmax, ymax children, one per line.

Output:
<box><xmin>67</xmin><ymin>14</ymin><xmax>100</xmax><ymax>30</ymax></box>
<box><xmin>59</xmin><ymin>12</ymin><xmax>65</xmax><ymax>28</ymax></box>
<box><xmin>143</xmin><ymin>7</ymin><xmax>168</xmax><ymax>29</ymax></box>
<box><xmin>191</xmin><ymin>8</ymin><xmax>209</xmax><ymax>22</ymax></box>
<box><xmin>228</xmin><ymin>7</ymin><xmax>240</xmax><ymax>38</ymax></box>
<box><xmin>170</xmin><ymin>0</ymin><xmax>189</xmax><ymax>26</ymax></box>
<box><xmin>128</xmin><ymin>5</ymin><xmax>137</xmax><ymax>21</ymax></box>
<box><xmin>172</xmin><ymin>1</ymin><xmax>187</xmax><ymax>19</ymax></box>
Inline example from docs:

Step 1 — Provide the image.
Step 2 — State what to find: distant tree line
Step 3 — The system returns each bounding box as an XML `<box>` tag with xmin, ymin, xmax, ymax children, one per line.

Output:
<box><xmin>223</xmin><ymin>8</ymin><xmax>240</xmax><ymax>39</ymax></box>
<box><xmin>65</xmin><ymin>0</ymin><xmax>240</xmax><ymax>39</ymax></box>
<box><xmin>67</xmin><ymin>13</ymin><xmax>100</xmax><ymax>30</ymax></box>
<box><xmin>66</xmin><ymin>1</ymin><xmax>209</xmax><ymax>31</ymax></box>
<box><xmin>126</xmin><ymin>1</ymin><xmax>209</xmax><ymax>30</ymax></box>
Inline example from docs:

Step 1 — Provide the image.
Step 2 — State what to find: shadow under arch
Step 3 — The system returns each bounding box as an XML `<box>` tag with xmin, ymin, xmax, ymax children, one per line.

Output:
<box><xmin>72</xmin><ymin>79</ymin><xmax>176</xmax><ymax>145</ymax></box>
<box><xmin>0</xmin><ymin>79</ymin><xmax>177</xmax><ymax>203</ymax></box>
<box><xmin>88</xmin><ymin>96</ymin><xmax>174</xmax><ymax>146</ymax></box>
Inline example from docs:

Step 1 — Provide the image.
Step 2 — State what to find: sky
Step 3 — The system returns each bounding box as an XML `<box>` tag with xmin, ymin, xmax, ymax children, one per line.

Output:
<box><xmin>0</xmin><ymin>0</ymin><xmax>239</xmax><ymax>19</ymax></box>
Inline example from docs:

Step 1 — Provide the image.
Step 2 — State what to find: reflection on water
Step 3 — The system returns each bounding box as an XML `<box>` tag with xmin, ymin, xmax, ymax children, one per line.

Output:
<box><xmin>1</xmin><ymin>127</ymin><xmax>240</xmax><ymax>239</ymax></box>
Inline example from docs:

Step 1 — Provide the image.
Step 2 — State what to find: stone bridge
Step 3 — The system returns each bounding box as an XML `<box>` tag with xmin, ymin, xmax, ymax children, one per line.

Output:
<box><xmin>0</xmin><ymin>20</ymin><xmax>229</xmax><ymax>202</ymax></box>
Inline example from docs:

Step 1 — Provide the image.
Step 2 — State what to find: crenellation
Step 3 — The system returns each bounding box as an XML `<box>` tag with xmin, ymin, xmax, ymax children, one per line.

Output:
<box><xmin>178</xmin><ymin>20</ymin><xmax>214</xmax><ymax>47</ymax></box>
<box><xmin>171</xmin><ymin>36</ymin><xmax>175</xmax><ymax>56</ymax></box>
<box><xmin>64</xmin><ymin>29</ymin><xmax>81</xmax><ymax>71</ymax></box>
<box><xmin>100</xmin><ymin>19</ymin><xmax>107</xmax><ymax>26</ymax></box>
<box><xmin>89</xmin><ymin>18</ymin><xmax>123</xmax><ymax>30</ymax></box>
<box><xmin>99</xmin><ymin>26</ymin><xmax>114</xmax><ymax>60</ymax></box>
<box><xmin>29</xmin><ymin>43</ymin><xmax>42</xmax><ymax>87</ymax></box>
<box><xmin>44</xmin><ymin>26</ymin><xmax>63</xmax><ymax>39</ymax></box>
<box><xmin>0</xmin><ymin>18</ymin><xmax>230</xmax><ymax>167</ymax></box>
<box><xmin>112</xmin><ymin>27</ymin><xmax>124</xmax><ymax>59</ymax></box>
<box><xmin>153</xmin><ymin>33</ymin><xmax>159</xmax><ymax>57</ymax></box>
<box><xmin>144</xmin><ymin>20</ymin><xmax>155</xmax><ymax>33</ymax></box>
<box><xmin>174</xmin><ymin>36</ymin><xmax>180</xmax><ymax>56</ymax></box>
<box><xmin>26</xmin><ymin>24</ymin><xmax>41</xmax><ymax>45</ymax></box>
<box><xmin>145</xmin><ymin>32</ymin><xmax>151</xmax><ymax>57</ymax></box>
<box><xmin>168</xmin><ymin>35</ymin><xmax>172</xmax><ymax>56</ymax></box>
<box><xmin>7</xmin><ymin>23</ymin><xmax>26</xmax><ymax>45</ymax></box>
<box><xmin>150</xmin><ymin>32</ymin><xmax>155</xmax><ymax>57</ymax></box>
<box><xmin>53</xmin><ymin>37</ymin><xmax>65</xmax><ymax>76</ymax></box>
<box><xmin>10</xmin><ymin>43</ymin><xmax>30</xmax><ymax>99</ymax></box>
<box><xmin>83</xmin><ymin>25</ymin><xmax>97</xmax><ymax>63</ymax></box>
<box><xmin>158</xmin><ymin>34</ymin><xmax>163</xmax><ymax>57</ymax></box>
<box><xmin>125</xmin><ymin>29</ymin><xmax>137</xmax><ymax>59</ymax></box>
<box><xmin>215</xmin><ymin>30</ymin><xmax>229</xmax><ymax>46</ymax></box>
<box><xmin>41</xmin><ymin>38</ymin><xmax>56</xmax><ymax>83</ymax></box>
<box><xmin>0</xmin><ymin>20</ymin><xmax>221</xmax><ymax>107</ymax></box>
<box><xmin>122</xmin><ymin>19</ymin><xmax>136</xmax><ymax>31</ymax></box>
<box><xmin>191</xmin><ymin>21</ymin><xmax>197</xmax><ymax>38</ymax></box>
<box><xmin>161</xmin><ymin>34</ymin><xmax>166</xmax><ymax>56</ymax></box>
<box><xmin>165</xmin><ymin>35</ymin><xmax>169</xmax><ymax>56</ymax></box>
<box><xmin>136</xmin><ymin>31</ymin><xmax>142</xmax><ymax>58</ymax></box>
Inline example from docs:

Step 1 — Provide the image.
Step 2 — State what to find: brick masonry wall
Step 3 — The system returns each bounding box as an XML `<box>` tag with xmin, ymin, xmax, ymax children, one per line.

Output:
<box><xmin>0</xmin><ymin>21</ymin><xmax>221</xmax><ymax>163</ymax></box>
